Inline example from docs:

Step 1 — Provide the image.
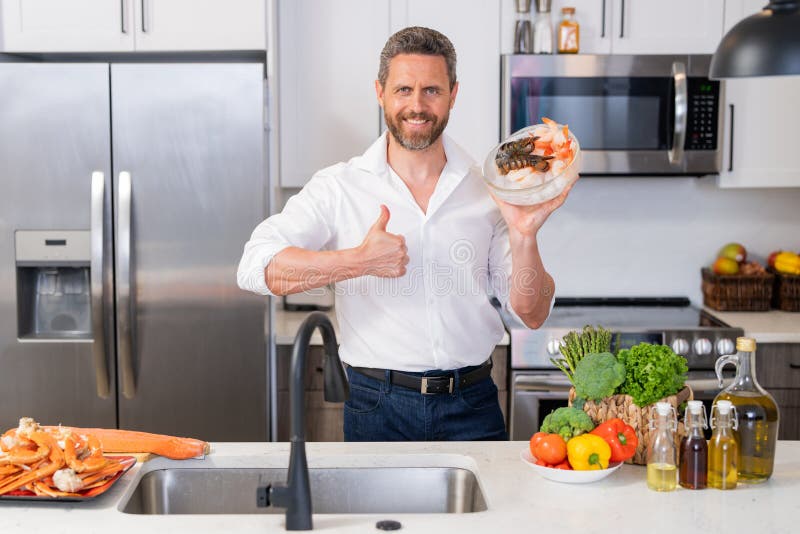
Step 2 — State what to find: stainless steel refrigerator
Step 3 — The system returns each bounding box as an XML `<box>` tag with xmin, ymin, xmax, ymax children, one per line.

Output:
<box><xmin>0</xmin><ymin>62</ymin><xmax>270</xmax><ymax>441</ymax></box>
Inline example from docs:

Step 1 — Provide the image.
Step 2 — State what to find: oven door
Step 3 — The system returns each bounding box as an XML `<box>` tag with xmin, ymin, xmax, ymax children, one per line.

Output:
<box><xmin>510</xmin><ymin>371</ymin><xmax>573</xmax><ymax>441</ymax></box>
<box><xmin>501</xmin><ymin>54</ymin><xmax>722</xmax><ymax>175</ymax></box>
<box><xmin>510</xmin><ymin>370</ymin><xmax>734</xmax><ymax>441</ymax></box>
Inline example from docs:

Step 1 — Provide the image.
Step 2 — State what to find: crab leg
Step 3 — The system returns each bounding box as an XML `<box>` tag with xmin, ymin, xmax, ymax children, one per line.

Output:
<box><xmin>0</xmin><ymin>432</ymin><xmax>64</xmax><ymax>495</ymax></box>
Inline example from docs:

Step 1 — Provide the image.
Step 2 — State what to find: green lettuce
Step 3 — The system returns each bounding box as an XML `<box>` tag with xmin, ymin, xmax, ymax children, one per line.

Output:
<box><xmin>617</xmin><ymin>343</ymin><xmax>688</xmax><ymax>407</ymax></box>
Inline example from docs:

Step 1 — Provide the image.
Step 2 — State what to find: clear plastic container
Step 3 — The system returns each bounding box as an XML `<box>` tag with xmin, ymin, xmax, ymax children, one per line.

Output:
<box><xmin>483</xmin><ymin>123</ymin><xmax>581</xmax><ymax>206</ymax></box>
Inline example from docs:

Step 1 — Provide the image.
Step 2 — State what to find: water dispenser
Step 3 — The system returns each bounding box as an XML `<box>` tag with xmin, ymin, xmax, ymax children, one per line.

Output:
<box><xmin>15</xmin><ymin>231</ymin><xmax>92</xmax><ymax>339</ymax></box>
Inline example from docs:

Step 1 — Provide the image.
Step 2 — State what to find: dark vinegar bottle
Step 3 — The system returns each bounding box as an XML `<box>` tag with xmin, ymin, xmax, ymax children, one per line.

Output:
<box><xmin>679</xmin><ymin>400</ymin><xmax>708</xmax><ymax>489</ymax></box>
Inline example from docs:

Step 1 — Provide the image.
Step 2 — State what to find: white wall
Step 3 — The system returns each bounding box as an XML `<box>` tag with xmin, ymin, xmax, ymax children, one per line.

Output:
<box><xmin>538</xmin><ymin>176</ymin><xmax>800</xmax><ymax>304</ymax></box>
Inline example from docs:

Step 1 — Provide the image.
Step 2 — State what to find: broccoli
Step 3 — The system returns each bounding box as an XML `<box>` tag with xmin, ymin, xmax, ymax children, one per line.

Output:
<box><xmin>539</xmin><ymin>407</ymin><xmax>595</xmax><ymax>441</ymax></box>
<box><xmin>572</xmin><ymin>352</ymin><xmax>626</xmax><ymax>401</ymax></box>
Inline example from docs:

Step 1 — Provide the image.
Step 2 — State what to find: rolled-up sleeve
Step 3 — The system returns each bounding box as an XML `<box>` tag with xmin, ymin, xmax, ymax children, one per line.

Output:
<box><xmin>487</xmin><ymin>215</ymin><xmax>554</xmax><ymax>327</ymax></box>
<box><xmin>237</xmin><ymin>169</ymin><xmax>340</xmax><ymax>295</ymax></box>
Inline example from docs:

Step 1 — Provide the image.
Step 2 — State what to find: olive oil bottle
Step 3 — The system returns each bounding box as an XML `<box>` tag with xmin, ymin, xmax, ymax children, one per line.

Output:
<box><xmin>646</xmin><ymin>402</ymin><xmax>678</xmax><ymax>492</ymax></box>
<box><xmin>708</xmin><ymin>400</ymin><xmax>738</xmax><ymax>490</ymax></box>
<box><xmin>714</xmin><ymin>337</ymin><xmax>780</xmax><ymax>483</ymax></box>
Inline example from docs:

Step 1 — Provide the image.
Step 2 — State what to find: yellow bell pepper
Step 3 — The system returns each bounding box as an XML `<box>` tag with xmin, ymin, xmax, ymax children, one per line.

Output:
<box><xmin>567</xmin><ymin>433</ymin><xmax>612</xmax><ymax>470</ymax></box>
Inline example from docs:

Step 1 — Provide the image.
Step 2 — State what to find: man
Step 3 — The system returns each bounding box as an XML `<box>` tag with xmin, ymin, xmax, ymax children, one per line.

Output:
<box><xmin>238</xmin><ymin>27</ymin><xmax>573</xmax><ymax>441</ymax></box>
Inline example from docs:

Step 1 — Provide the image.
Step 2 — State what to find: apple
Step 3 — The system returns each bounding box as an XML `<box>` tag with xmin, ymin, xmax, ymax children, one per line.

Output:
<box><xmin>718</xmin><ymin>242</ymin><xmax>747</xmax><ymax>264</ymax></box>
<box><xmin>767</xmin><ymin>250</ymin><xmax>783</xmax><ymax>269</ymax></box>
<box><xmin>712</xmin><ymin>257</ymin><xmax>740</xmax><ymax>275</ymax></box>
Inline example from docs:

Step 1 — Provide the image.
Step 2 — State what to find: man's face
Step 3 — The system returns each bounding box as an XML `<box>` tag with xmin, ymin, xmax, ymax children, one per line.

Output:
<box><xmin>376</xmin><ymin>54</ymin><xmax>458</xmax><ymax>151</ymax></box>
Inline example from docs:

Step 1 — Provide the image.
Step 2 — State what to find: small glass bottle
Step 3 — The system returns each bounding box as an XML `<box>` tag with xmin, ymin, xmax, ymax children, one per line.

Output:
<box><xmin>532</xmin><ymin>0</ymin><xmax>553</xmax><ymax>54</ymax></box>
<box><xmin>714</xmin><ymin>337</ymin><xmax>779</xmax><ymax>483</ymax></box>
<box><xmin>679</xmin><ymin>400</ymin><xmax>708</xmax><ymax>489</ymax></box>
<box><xmin>646</xmin><ymin>401</ymin><xmax>678</xmax><ymax>492</ymax></box>
<box><xmin>513</xmin><ymin>0</ymin><xmax>533</xmax><ymax>53</ymax></box>
<box><xmin>708</xmin><ymin>399</ymin><xmax>738</xmax><ymax>490</ymax></box>
<box><xmin>557</xmin><ymin>7</ymin><xmax>580</xmax><ymax>54</ymax></box>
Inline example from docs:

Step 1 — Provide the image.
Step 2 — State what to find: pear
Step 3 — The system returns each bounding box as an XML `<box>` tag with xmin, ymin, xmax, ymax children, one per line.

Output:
<box><xmin>718</xmin><ymin>243</ymin><xmax>747</xmax><ymax>264</ymax></box>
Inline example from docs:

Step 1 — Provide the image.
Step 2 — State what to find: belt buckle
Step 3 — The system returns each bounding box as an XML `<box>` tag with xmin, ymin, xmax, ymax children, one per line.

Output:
<box><xmin>421</xmin><ymin>376</ymin><xmax>453</xmax><ymax>395</ymax></box>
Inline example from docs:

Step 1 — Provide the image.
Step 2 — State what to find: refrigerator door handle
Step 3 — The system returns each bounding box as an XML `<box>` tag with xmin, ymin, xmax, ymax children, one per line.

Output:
<box><xmin>117</xmin><ymin>171</ymin><xmax>137</xmax><ymax>399</ymax></box>
<box><xmin>90</xmin><ymin>172</ymin><xmax>111</xmax><ymax>399</ymax></box>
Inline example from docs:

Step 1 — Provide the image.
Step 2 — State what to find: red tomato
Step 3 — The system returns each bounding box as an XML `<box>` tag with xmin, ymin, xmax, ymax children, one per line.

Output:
<box><xmin>532</xmin><ymin>434</ymin><xmax>568</xmax><ymax>465</ymax></box>
<box><xmin>529</xmin><ymin>432</ymin><xmax>548</xmax><ymax>457</ymax></box>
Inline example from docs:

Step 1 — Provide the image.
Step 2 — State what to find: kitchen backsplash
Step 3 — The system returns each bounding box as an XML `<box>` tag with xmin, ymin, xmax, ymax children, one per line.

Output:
<box><xmin>279</xmin><ymin>175</ymin><xmax>800</xmax><ymax>306</ymax></box>
<box><xmin>538</xmin><ymin>176</ymin><xmax>800</xmax><ymax>304</ymax></box>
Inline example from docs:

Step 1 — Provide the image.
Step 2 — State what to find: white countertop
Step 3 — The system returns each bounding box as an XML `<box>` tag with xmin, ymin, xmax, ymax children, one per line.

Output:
<box><xmin>275</xmin><ymin>308</ymin><xmax>510</xmax><ymax>346</ymax></box>
<box><xmin>1</xmin><ymin>440</ymin><xmax>799</xmax><ymax>534</ymax></box>
<box><xmin>705</xmin><ymin>307</ymin><xmax>800</xmax><ymax>343</ymax></box>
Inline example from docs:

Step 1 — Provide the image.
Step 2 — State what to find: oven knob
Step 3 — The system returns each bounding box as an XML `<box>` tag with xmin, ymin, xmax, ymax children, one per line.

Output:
<box><xmin>716</xmin><ymin>338</ymin><xmax>736</xmax><ymax>356</ymax></box>
<box><xmin>694</xmin><ymin>338</ymin><xmax>713</xmax><ymax>356</ymax></box>
<box><xmin>671</xmin><ymin>338</ymin><xmax>689</xmax><ymax>356</ymax></box>
<box><xmin>546</xmin><ymin>338</ymin><xmax>564</xmax><ymax>356</ymax></box>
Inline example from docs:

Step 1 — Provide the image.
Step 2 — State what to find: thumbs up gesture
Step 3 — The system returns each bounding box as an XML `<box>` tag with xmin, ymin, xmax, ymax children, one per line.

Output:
<box><xmin>357</xmin><ymin>205</ymin><xmax>409</xmax><ymax>278</ymax></box>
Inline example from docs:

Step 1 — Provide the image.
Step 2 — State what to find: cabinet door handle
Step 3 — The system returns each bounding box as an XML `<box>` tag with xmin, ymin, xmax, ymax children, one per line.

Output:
<box><xmin>619</xmin><ymin>0</ymin><xmax>625</xmax><ymax>39</ymax></box>
<box><xmin>141</xmin><ymin>0</ymin><xmax>150</xmax><ymax>33</ymax></box>
<box><xmin>121</xmin><ymin>0</ymin><xmax>129</xmax><ymax>34</ymax></box>
<box><xmin>601</xmin><ymin>0</ymin><xmax>606</xmax><ymax>38</ymax></box>
<box><xmin>790</xmin><ymin>363</ymin><xmax>800</xmax><ymax>369</ymax></box>
<box><xmin>728</xmin><ymin>104</ymin><xmax>735</xmax><ymax>172</ymax></box>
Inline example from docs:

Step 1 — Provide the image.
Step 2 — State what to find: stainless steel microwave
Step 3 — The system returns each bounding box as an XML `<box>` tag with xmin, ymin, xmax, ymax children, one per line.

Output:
<box><xmin>501</xmin><ymin>54</ymin><xmax>724</xmax><ymax>176</ymax></box>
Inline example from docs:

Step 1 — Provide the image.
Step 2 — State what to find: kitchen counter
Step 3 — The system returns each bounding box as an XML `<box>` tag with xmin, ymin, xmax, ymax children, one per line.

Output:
<box><xmin>275</xmin><ymin>308</ymin><xmax>511</xmax><ymax>346</ymax></box>
<box><xmin>704</xmin><ymin>307</ymin><xmax>800</xmax><ymax>343</ymax></box>
<box><xmin>1</xmin><ymin>440</ymin><xmax>799</xmax><ymax>534</ymax></box>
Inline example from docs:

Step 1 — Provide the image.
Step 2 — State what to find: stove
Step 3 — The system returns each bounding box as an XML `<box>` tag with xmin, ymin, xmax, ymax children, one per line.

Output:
<box><xmin>502</xmin><ymin>297</ymin><xmax>743</xmax><ymax>440</ymax></box>
<box><xmin>504</xmin><ymin>297</ymin><xmax>743</xmax><ymax>371</ymax></box>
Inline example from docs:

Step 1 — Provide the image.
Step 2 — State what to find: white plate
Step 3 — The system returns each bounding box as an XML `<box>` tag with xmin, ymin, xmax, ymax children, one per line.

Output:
<box><xmin>520</xmin><ymin>449</ymin><xmax>622</xmax><ymax>484</ymax></box>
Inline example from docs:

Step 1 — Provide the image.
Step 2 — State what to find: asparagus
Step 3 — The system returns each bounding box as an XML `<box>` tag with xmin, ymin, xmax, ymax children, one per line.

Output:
<box><xmin>549</xmin><ymin>325</ymin><xmax>613</xmax><ymax>383</ymax></box>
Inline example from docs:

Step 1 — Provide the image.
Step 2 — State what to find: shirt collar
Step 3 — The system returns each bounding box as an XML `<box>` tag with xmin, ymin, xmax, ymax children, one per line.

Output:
<box><xmin>355</xmin><ymin>131</ymin><xmax>477</xmax><ymax>180</ymax></box>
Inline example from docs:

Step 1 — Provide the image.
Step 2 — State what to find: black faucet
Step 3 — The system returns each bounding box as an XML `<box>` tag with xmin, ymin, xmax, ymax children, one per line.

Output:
<box><xmin>257</xmin><ymin>311</ymin><xmax>349</xmax><ymax>531</ymax></box>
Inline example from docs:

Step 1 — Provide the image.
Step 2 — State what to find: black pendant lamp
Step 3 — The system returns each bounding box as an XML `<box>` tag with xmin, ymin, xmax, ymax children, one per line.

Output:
<box><xmin>710</xmin><ymin>0</ymin><xmax>800</xmax><ymax>78</ymax></box>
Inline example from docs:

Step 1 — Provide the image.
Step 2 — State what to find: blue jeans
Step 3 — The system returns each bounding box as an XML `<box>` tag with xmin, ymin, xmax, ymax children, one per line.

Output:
<box><xmin>343</xmin><ymin>365</ymin><xmax>508</xmax><ymax>441</ymax></box>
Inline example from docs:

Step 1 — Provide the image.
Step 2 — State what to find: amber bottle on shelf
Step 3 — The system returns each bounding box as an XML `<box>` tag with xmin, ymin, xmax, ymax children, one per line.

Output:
<box><xmin>557</xmin><ymin>7</ymin><xmax>579</xmax><ymax>54</ymax></box>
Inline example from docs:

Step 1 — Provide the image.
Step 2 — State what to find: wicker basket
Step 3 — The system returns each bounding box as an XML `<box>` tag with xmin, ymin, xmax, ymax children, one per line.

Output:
<box><xmin>770</xmin><ymin>268</ymin><xmax>800</xmax><ymax>312</ymax></box>
<box><xmin>701</xmin><ymin>267</ymin><xmax>774</xmax><ymax>311</ymax></box>
<box><xmin>568</xmin><ymin>386</ymin><xmax>693</xmax><ymax>465</ymax></box>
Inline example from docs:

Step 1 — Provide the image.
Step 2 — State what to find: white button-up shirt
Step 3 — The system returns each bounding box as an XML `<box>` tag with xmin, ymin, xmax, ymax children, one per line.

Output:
<box><xmin>238</xmin><ymin>132</ymin><xmax>534</xmax><ymax>372</ymax></box>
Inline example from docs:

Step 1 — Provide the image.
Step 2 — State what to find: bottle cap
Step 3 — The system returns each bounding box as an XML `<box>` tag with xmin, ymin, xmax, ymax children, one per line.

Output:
<box><xmin>562</xmin><ymin>7</ymin><xmax>575</xmax><ymax>14</ymax></box>
<box><xmin>687</xmin><ymin>400</ymin><xmax>703</xmax><ymax>414</ymax></box>
<box><xmin>716</xmin><ymin>399</ymin><xmax>733</xmax><ymax>414</ymax></box>
<box><xmin>655</xmin><ymin>402</ymin><xmax>672</xmax><ymax>415</ymax></box>
<box><xmin>736</xmin><ymin>337</ymin><xmax>756</xmax><ymax>352</ymax></box>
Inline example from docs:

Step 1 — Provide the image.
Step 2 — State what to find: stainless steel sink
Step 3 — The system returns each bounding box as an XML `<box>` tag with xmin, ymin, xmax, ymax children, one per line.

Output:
<box><xmin>120</xmin><ymin>467</ymin><xmax>487</xmax><ymax>514</ymax></box>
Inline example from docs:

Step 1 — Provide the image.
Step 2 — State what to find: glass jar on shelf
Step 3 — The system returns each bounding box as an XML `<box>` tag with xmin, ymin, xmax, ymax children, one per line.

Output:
<box><xmin>557</xmin><ymin>7</ymin><xmax>580</xmax><ymax>54</ymax></box>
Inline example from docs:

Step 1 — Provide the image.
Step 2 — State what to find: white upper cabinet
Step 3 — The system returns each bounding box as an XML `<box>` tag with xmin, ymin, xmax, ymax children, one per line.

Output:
<box><xmin>279</xmin><ymin>0</ymin><xmax>500</xmax><ymax>187</ymax></box>
<box><xmin>0</xmin><ymin>0</ymin><xmax>135</xmax><ymax>52</ymax></box>
<box><xmin>133</xmin><ymin>0</ymin><xmax>266</xmax><ymax>51</ymax></box>
<box><xmin>717</xmin><ymin>1</ymin><xmax>800</xmax><ymax>188</ymax></box>
<box><xmin>0</xmin><ymin>0</ymin><xmax>266</xmax><ymax>52</ymax></box>
<box><xmin>278</xmin><ymin>0</ymin><xmax>390</xmax><ymax>188</ymax></box>
<box><xmin>501</xmin><ymin>0</ymin><xmax>725</xmax><ymax>55</ymax></box>
<box><xmin>723</xmin><ymin>0</ymin><xmax>767</xmax><ymax>32</ymax></box>
<box><xmin>394</xmin><ymin>0</ymin><xmax>501</xmax><ymax>162</ymax></box>
<box><xmin>611</xmin><ymin>0</ymin><xmax>725</xmax><ymax>54</ymax></box>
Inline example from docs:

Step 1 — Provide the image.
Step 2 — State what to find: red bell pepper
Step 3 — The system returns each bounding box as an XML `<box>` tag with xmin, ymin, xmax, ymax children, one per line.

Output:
<box><xmin>590</xmin><ymin>418</ymin><xmax>638</xmax><ymax>462</ymax></box>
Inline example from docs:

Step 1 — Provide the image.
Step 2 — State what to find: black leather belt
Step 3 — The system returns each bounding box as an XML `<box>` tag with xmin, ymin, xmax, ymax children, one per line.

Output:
<box><xmin>350</xmin><ymin>361</ymin><xmax>493</xmax><ymax>395</ymax></box>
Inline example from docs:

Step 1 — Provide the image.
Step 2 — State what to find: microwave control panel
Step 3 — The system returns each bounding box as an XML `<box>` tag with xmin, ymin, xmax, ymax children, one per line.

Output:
<box><xmin>685</xmin><ymin>79</ymin><xmax>720</xmax><ymax>150</ymax></box>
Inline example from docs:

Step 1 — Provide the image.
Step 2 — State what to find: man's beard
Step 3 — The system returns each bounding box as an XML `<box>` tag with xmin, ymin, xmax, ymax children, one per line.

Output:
<box><xmin>385</xmin><ymin>110</ymin><xmax>449</xmax><ymax>151</ymax></box>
